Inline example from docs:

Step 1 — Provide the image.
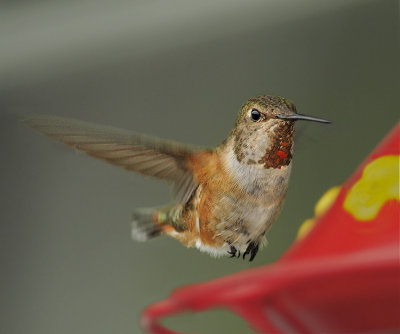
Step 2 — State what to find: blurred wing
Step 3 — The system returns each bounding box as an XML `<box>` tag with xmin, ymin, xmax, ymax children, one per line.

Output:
<box><xmin>22</xmin><ymin>115</ymin><xmax>200</xmax><ymax>203</ymax></box>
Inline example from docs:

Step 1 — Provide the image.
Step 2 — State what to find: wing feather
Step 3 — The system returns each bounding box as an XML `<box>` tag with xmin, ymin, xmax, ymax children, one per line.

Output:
<box><xmin>22</xmin><ymin>115</ymin><xmax>200</xmax><ymax>203</ymax></box>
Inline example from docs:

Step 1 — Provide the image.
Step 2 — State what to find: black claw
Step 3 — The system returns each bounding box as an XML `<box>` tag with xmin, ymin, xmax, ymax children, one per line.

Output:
<box><xmin>227</xmin><ymin>245</ymin><xmax>237</xmax><ymax>258</ymax></box>
<box><xmin>249</xmin><ymin>244</ymin><xmax>259</xmax><ymax>262</ymax></box>
<box><xmin>243</xmin><ymin>241</ymin><xmax>259</xmax><ymax>262</ymax></box>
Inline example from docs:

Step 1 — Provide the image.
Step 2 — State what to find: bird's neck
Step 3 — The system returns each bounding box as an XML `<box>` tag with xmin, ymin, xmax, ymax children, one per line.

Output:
<box><xmin>222</xmin><ymin>122</ymin><xmax>295</xmax><ymax>169</ymax></box>
<box><xmin>218</xmin><ymin>137</ymin><xmax>293</xmax><ymax>196</ymax></box>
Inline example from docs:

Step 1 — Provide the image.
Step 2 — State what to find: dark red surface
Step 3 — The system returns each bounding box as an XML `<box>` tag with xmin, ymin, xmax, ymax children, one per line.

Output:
<box><xmin>142</xmin><ymin>124</ymin><xmax>400</xmax><ymax>334</ymax></box>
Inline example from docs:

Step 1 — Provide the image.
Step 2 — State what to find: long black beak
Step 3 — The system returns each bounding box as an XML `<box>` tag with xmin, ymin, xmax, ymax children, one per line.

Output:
<box><xmin>277</xmin><ymin>113</ymin><xmax>331</xmax><ymax>124</ymax></box>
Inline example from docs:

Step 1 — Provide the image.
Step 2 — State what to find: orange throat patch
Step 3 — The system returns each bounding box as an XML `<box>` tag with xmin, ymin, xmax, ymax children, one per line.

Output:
<box><xmin>259</xmin><ymin>122</ymin><xmax>294</xmax><ymax>169</ymax></box>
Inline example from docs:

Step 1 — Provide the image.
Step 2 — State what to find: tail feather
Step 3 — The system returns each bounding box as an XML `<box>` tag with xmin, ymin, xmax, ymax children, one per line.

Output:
<box><xmin>131</xmin><ymin>208</ymin><xmax>162</xmax><ymax>242</ymax></box>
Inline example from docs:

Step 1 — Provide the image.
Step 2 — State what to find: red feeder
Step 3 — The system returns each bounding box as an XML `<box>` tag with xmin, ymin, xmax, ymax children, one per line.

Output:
<box><xmin>142</xmin><ymin>124</ymin><xmax>400</xmax><ymax>334</ymax></box>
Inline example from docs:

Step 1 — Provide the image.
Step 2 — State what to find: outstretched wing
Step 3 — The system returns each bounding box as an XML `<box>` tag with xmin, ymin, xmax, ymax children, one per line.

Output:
<box><xmin>22</xmin><ymin>115</ymin><xmax>200</xmax><ymax>203</ymax></box>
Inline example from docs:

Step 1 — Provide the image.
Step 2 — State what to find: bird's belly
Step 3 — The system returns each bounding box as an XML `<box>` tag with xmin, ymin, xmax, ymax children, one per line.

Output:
<box><xmin>191</xmin><ymin>159</ymin><xmax>291</xmax><ymax>256</ymax></box>
<box><xmin>209</xmin><ymin>190</ymin><xmax>285</xmax><ymax>253</ymax></box>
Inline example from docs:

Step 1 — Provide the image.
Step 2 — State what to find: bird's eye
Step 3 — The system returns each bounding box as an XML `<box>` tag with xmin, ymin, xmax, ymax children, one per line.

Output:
<box><xmin>250</xmin><ymin>109</ymin><xmax>261</xmax><ymax>122</ymax></box>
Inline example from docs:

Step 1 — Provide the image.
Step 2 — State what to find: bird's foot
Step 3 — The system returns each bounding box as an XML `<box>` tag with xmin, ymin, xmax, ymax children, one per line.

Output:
<box><xmin>227</xmin><ymin>245</ymin><xmax>237</xmax><ymax>258</ymax></box>
<box><xmin>227</xmin><ymin>246</ymin><xmax>241</xmax><ymax>258</ymax></box>
<box><xmin>243</xmin><ymin>241</ymin><xmax>259</xmax><ymax>262</ymax></box>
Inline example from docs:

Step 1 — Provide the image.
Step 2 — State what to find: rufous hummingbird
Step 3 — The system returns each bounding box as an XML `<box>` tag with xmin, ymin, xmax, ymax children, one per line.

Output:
<box><xmin>22</xmin><ymin>95</ymin><xmax>330</xmax><ymax>261</ymax></box>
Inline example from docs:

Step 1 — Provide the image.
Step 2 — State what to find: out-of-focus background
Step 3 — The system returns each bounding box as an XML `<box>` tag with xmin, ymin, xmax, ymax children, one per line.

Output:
<box><xmin>1</xmin><ymin>0</ymin><xmax>398</xmax><ymax>333</ymax></box>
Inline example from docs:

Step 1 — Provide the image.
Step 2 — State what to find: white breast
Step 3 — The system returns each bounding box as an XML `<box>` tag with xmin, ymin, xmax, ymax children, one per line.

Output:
<box><xmin>222</xmin><ymin>144</ymin><xmax>292</xmax><ymax>198</ymax></box>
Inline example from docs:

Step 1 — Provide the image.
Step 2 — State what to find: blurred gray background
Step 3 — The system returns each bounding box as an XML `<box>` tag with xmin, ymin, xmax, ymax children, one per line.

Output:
<box><xmin>1</xmin><ymin>0</ymin><xmax>398</xmax><ymax>333</ymax></box>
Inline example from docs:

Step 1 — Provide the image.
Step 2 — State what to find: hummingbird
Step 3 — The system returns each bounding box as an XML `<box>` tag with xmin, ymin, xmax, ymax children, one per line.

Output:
<box><xmin>22</xmin><ymin>95</ymin><xmax>330</xmax><ymax>261</ymax></box>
